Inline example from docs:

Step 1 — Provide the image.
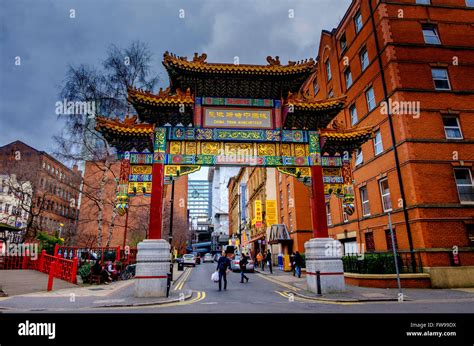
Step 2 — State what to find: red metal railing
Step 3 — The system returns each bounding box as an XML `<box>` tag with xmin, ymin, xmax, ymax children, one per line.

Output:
<box><xmin>1</xmin><ymin>255</ymin><xmax>29</xmax><ymax>269</ymax></box>
<box><xmin>34</xmin><ymin>251</ymin><xmax>78</xmax><ymax>284</ymax></box>
<box><xmin>1</xmin><ymin>250</ymin><xmax>78</xmax><ymax>284</ymax></box>
<box><xmin>120</xmin><ymin>248</ymin><xmax>137</xmax><ymax>265</ymax></box>
<box><xmin>56</xmin><ymin>245</ymin><xmax>121</xmax><ymax>263</ymax></box>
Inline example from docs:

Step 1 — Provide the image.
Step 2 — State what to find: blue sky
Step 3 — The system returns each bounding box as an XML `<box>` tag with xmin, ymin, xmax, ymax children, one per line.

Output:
<box><xmin>0</xmin><ymin>0</ymin><xmax>351</xmax><ymax>155</ymax></box>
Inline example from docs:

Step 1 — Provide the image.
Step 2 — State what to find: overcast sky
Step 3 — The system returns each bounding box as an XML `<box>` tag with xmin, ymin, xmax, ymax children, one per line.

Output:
<box><xmin>0</xmin><ymin>0</ymin><xmax>351</xmax><ymax>157</ymax></box>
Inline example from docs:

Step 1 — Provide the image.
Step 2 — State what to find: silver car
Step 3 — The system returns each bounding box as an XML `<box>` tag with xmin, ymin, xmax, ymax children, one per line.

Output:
<box><xmin>203</xmin><ymin>253</ymin><xmax>213</xmax><ymax>263</ymax></box>
<box><xmin>182</xmin><ymin>254</ymin><xmax>196</xmax><ymax>267</ymax></box>
<box><xmin>231</xmin><ymin>255</ymin><xmax>255</xmax><ymax>272</ymax></box>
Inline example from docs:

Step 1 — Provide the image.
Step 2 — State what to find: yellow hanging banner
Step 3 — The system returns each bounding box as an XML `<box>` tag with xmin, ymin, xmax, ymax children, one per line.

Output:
<box><xmin>266</xmin><ymin>200</ymin><xmax>278</xmax><ymax>226</ymax></box>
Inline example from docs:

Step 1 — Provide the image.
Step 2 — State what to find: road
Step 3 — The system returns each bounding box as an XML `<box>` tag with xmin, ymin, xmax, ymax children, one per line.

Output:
<box><xmin>88</xmin><ymin>261</ymin><xmax>474</xmax><ymax>313</ymax></box>
<box><xmin>2</xmin><ymin>262</ymin><xmax>474</xmax><ymax>313</ymax></box>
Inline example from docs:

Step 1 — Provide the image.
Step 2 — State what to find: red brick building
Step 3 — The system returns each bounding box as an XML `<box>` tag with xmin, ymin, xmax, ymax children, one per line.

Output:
<box><xmin>77</xmin><ymin>160</ymin><xmax>188</xmax><ymax>251</ymax></box>
<box><xmin>312</xmin><ymin>0</ymin><xmax>474</xmax><ymax>272</ymax></box>
<box><xmin>274</xmin><ymin>172</ymin><xmax>313</xmax><ymax>253</ymax></box>
<box><xmin>0</xmin><ymin>141</ymin><xmax>82</xmax><ymax>242</ymax></box>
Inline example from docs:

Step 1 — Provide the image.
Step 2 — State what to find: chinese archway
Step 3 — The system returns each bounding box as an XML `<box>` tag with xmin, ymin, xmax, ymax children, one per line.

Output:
<box><xmin>96</xmin><ymin>51</ymin><xmax>373</xmax><ymax>244</ymax></box>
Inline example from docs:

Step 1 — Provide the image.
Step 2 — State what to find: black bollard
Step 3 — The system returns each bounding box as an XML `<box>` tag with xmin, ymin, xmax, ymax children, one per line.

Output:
<box><xmin>316</xmin><ymin>270</ymin><xmax>322</xmax><ymax>296</ymax></box>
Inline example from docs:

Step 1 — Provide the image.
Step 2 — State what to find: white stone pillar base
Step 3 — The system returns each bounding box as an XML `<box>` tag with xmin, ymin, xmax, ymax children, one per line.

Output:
<box><xmin>304</xmin><ymin>238</ymin><xmax>345</xmax><ymax>294</ymax></box>
<box><xmin>134</xmin><ymin>239</ymin><xmax>171</xmax><ymax>298</ymax></box>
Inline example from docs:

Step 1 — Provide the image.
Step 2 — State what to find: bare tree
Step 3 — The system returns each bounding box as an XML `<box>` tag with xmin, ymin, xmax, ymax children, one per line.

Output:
<box><xmin>0</xmin><ymin>157</ymin><xmax>51</xmax><ymax>240</ymax></box>
<box><xmin>54</xmin><ymin>40</ymin><xmax>159</xmax><ymax>247</ymax></box>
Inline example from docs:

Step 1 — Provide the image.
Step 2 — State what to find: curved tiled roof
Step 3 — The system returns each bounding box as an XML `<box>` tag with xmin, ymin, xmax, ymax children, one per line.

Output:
<box><xmin>128</xmin><ymin>87</ymin><xmax>194</xmax><ymax>107</ymax></box>
<box><xmin>163</xmin><ymin>51</ymin><xmax>316</xmax><ymax>76</ymax></box>
<box><xmin>95</xmin><ymin>115</ymin><xmax>154</xmax><ymax>136</ymax></box>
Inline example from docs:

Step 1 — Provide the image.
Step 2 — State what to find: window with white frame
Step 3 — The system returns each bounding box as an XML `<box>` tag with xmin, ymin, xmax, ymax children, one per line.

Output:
<box><xmin>467</xmin><ymin>0</ymin><xmax>474</xmax><ymax>7</ymax></box>
<box><xmin>416</xmin><ymin>0</ymin><xmax>430</xmax><ymax>4</ymax></box>
<box><xmin>343</xmin><ymin>211</ymin><xmax>349</xmax><ymax>223</ymax></box>
<box><xmin>355</xmin><ymin>148</ymin><xmax>364</xmax><ymax>166</ymax></box>
<box><xmin>360</xmin><ymin>187</ymin><xmax>370</xmax><ymax>216</ymax></box>
<box><xmin>350</xmin><ymin>104</ymin><xmax>358</xmax><ymax>125</ymax></box>
<box><xmin>354</xmin><ymin>11</ymin><xmax>363</xmax><ymax>33</ymax></box>
<box><xmin>342</xmin><ymin>201</ymin><xmax>349</xmax><ymax>223</ymax></box>
<box><xmin>422</xmin><ymin>25</ymin><xmax>441</xmax><ymax>45</ymax></box>
<box><xmin>432</xmin><ymin>68</ymin><xmax>451</xmax><ymax>90</ymax></box>
<box><xmin>443</xmin><ymin>117</ymin><xmax>463</xmax><ymax>139</ymax></box>
<box><xmin>345</xmin><ymin>68</ymin><xmax>353</xmax><ymax>89</ymax></box>
<box><xmin>328</xmin><ymin>89</ymin><xmax>334</xmax><ymax>98</ymax></box>
<box><xmin>325</xmin><ymin>60</ymin><xmax>332</xmax><ymax>81</ymax></box>
<box><xmin>326</xmin><ymin>203</ymin><xmax>332</xmax><ymax>226</ymax></box>
<box><xmin>366</xmin><ymin>87</ymin><xmax>376</xmax><ymax>111</ymax></box>
<box><xmin>374</xmin><ymin>130</ymin><xmax>383</xmax><ymax>155</ymax></box>
<box><xmin>454</xmin><ymin>168</ymin><xmax>474</xmax><ymax>203</ymax></box>
<box><xmin>360</xmin><ymin>48</ymin><xmax>369</xmax><ymax>71</ymax></box>
<box><xmin>379</xmin><ymin>178</ymin><xmax>392</xmax><ymax>212</ymax></box>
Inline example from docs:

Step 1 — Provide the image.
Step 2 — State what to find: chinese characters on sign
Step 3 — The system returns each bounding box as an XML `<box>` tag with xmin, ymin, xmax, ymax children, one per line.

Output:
<box><xmin>204</xmin><ymin>107</ymin><xmax>272</xmax><ymax>129</ymax></box>
<box><xmin>255</xmin><ymin>200</ymin><xmax>263</xmax><ymax>228</ymax></box>
<box><xmin>265</xmin><ymin>200</ymin><xmax>278</xmax><ymax>226</ymax></box>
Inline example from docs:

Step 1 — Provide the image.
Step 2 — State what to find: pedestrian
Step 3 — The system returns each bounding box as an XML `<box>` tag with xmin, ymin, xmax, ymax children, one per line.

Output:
<box><xmin>294</xmin><ymin>251</ymin><xmax>303</xmax><ymax>278</ymax></box>
<box><xmin>290</xmin><ymin>252</ymin><xmax>296</xmax><ymax>276</ymax></box>
<box><xmin>216</xmin><ymin>251</ymin><xmax>231</xmax><ymax>291</ymax></box>
<box><xmin>265</xmin><ymin>250</ymin><xmax>273</xmax><ymax>274</ymax></box>
<box><xmin>92</xmin><ymin>260</ymin><xmax>111</xmax><ymax>284</ymax></box>
<box><xmin>256</xmin><ymin>251</ymin><xmax>263</xmax><ymax>271</ymax></box>
<box><xmin>239</xmin><ymin>253</ymin><xmax>249</xmax><ymax>283</ymax></box>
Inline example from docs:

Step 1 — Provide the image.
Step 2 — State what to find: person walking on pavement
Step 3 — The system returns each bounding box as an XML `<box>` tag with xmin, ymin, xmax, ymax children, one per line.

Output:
<box><xmin>256</xmin><ymin>251</ymin><xmax>263</xmax><ymax>271</ymax></box>
<box><xmin>216</xmin><ymin>251</ymin><xmax>231</xmax><ymax>291</ymax></box>
<box><xmin>290</xmin><ymin>252</ymin><xmax>296</xmax><ymax>276</ymax></box>
<box><xmin>294</xmin><ymin>251</ymin><xmax>303</xmax><ymax>278</ymax></box>
<box><xmin>265</xmin><ymin>250</ymin><xmax>273</xmax><ymax>274</ymax></box>
<box><xmin>239</xmin><ymin>253</ymin><xmax>250</xmax><ymax>283</ymax></box>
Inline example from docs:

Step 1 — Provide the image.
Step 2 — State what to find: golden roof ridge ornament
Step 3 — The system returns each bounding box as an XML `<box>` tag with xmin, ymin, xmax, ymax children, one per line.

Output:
<box><xmin>266</xmin><ymin>56</ymin><xmax>281</xmax><ymax>66</ymax></box>
<box><xmin>163</xmin><ymin>51</ymin><xmax>316</xmax><ymax>72</ymax></box>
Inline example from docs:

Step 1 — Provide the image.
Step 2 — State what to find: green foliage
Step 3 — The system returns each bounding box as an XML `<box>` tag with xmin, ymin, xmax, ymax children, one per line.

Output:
<box><xmin>343</xmin><ymin>253</ymin><xmax>400</xmax><ymax>274</ymax></box>
<box><xmin>36</xmin><ymin>231</ymin><xmax>64</xmax><ymax>255</ymax></box>
<box><xmin>79</xmin><ymin>262</ymin><xmax>93</xmax><ymax>280</ymax></box>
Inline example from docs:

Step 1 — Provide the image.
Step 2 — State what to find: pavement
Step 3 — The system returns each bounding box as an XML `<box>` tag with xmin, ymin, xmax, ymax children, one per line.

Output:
<box><xmin>2</xmin><ymin>263</ymin><xmax>474</xmax><ymax>313</ymax></box>
<box><xmin>255</xmin><ymin>267</ymin><xmax>474</xmax><ymax>303</ymax></box>
<box><xmin>0</xmin><ymin>270</ymin><xmax>77</xmax><ymax>296</ymax></box>
<box><xmin>0</xmin><ymin>264</ymin><xmax>193</xmax><ymax>312</ymax></box>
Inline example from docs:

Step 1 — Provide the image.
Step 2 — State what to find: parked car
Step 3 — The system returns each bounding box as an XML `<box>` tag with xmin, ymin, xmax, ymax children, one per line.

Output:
<box><xmin>182</xmin><ymin>254</ymin><xmax>196</xmax><ymax>267</ymax></box>
<box><xmin>203</xmin><ymin>253</ymin><xmax>213</xmax><ymax>263</ymax></box>
<box><xmin>231</xmin><ymin>255</ymin><xmax>255</xmax><ymax>272</ymax></box>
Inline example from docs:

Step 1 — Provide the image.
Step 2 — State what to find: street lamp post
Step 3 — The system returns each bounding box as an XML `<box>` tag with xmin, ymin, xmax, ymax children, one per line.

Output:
<box><xmin>122</xmin><ymin>207</ymin><xmax>129</xmax><ymax>248</ymax></box>
<box><xmin>168</xmin><ymin>170</ymin><xmax>179</xmax><ymax>281</ymax></box>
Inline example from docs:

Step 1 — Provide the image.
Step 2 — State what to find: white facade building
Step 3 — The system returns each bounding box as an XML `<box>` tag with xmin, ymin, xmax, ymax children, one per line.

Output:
<box><xmin>208</xmin><ymin>167</ymin><xmax>240</xmax><ymax>236</ymax></box>
<box><xmin>0</xmin><ymin>174</ymin><xmax>33</xmax><ymax>229</ymax></box>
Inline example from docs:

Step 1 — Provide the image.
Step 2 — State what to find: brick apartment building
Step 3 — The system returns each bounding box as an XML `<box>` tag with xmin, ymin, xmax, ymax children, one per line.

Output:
<box><xmin>312</xmin><ymin>0</ymin><xmax>474</xmax><ymax>270</ymax></box>
<box><xmin>274</xmin><ymin>171</ymin><xmax>313</xmax><ymax>253</ymax></box>
<box><xmin>77</xmin><ymin>160</ymin><xmax>188</xmax><ymax>251</ymax></box>
<box><xmin>0</xmin><ymin>141</ymin><xmax>82</xmax><ymax>241</ymax></box>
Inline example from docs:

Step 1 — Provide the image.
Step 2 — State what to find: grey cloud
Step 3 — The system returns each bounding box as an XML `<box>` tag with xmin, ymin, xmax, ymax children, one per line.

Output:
<box><xmin>0</xmin><ymin>0</ymin><xmax>351</xmax><ymax>153</ymax></box>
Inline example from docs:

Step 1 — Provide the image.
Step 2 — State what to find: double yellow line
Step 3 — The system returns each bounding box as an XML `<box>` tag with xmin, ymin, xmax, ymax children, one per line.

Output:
<box><xmin>275</xmin><ymin>290</ymin><xmax>359</xmax><ymax>305</ymax></box>
<box><xmin>256</xmin><ymin>273</ymin><xmax>300</xmax><ymax>292</ymax></box>
<box><xmin>173</xmin><ymin>267</ymin><xmax>193</xmax><ymax>291</ymax></box>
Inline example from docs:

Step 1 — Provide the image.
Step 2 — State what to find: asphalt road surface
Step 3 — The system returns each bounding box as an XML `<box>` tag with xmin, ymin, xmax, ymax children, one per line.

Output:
<box><xmin>88</xmin><ymin>262</ymin><xmax>474</xmax><ymax>313</ymax></box>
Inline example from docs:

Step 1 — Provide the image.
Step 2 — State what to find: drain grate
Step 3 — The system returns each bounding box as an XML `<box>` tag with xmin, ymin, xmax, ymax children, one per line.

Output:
<box><xmin>88</xmin><ymin>288</ymin><xmax>105</xmax><ymax>291</ymax></box>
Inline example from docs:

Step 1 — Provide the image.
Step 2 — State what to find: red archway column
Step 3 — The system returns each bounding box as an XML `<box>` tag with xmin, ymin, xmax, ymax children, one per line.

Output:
<box><xmin>148</xmin><ymin>162</ymin><xmax>164</xmax><ymax>239</ymax></box>
<box><xmin>310</xmin><ymin>165</ymin><xmax>329</xmax><ymax>238</ymax></box>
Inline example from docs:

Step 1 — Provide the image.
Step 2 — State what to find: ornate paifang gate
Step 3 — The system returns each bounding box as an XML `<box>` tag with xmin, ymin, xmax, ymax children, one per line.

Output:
<box><xmin>96</xmin><ymin>52</ymin><xmax>373</xmax><ymax>296</ymax></box>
